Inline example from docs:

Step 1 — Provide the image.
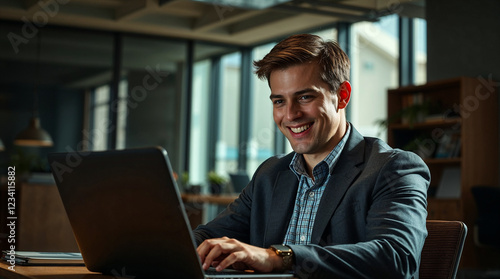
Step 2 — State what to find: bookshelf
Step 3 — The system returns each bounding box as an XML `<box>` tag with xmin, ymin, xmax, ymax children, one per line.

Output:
<box><xmin>386</xmin><ymin>77</ymin><xmax>499</xmax><ymax>267</ymax></box>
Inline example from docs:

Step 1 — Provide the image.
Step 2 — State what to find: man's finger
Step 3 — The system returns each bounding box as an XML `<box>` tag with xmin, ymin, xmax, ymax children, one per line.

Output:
<box><xmin>216</xmin><ymin>250</ymin><xmax>246</xmax><ymax>271</ymax></box>
<box><xmin>203</xmin><ymin>242</ymin><xmax>230</xmax><ymax>270</ymax></box>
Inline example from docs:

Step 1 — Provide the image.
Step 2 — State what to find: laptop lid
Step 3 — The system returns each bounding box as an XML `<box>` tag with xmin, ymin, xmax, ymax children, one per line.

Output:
<box><xmin>49</xmin><ymin>147</ymin><xmax>205</xmax><ymax>278</ymax></box>
<box><xmin>49</xmin><ymin>147</ymin><xmax>293</xmax><ymax>279</ymax></box>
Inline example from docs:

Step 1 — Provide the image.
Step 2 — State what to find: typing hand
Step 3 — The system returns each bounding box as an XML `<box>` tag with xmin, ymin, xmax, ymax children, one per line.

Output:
<box><xmin>196</xmin><ymin>237</ymin><xmax>281</xmax><ymax>273</ymax></box>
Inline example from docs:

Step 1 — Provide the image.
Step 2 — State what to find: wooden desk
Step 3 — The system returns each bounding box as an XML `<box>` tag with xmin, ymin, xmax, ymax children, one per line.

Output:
<box><xmin>0</xmin><ymin>261</ymin><xmax>120</xmax><ymax>279</ymax></box>
<box><xmin>0</xmin><ymin>183</ymin><xmax>78</xmax><ymax>253</ymax></box>
<box><xmin>181</xmin><ymin>193</ymin><xmax>238</xmax><ymax>229</ymax></box>
<box><xmin>181</xmin><ymin>193</ymin><xmax>238</xmax><ymax>205</ymax></box>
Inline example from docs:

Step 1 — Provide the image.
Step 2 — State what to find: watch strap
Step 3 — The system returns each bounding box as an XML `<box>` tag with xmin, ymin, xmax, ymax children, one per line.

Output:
<box><xmin>270</xmin><ymin>244</ymin><xmax>294</xmax><ymax>271</ymax></box>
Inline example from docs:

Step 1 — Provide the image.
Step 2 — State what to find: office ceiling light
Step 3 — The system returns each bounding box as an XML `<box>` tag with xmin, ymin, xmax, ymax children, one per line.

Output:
<box><xmin>14</xmin><ymin>33</ymin><xmax>53</xmax><ymax>147</ymax></box>
<box><xmin>14</xmin><ymin>117</ymin><xmax>53</xmax><ymax>147</ymax></box>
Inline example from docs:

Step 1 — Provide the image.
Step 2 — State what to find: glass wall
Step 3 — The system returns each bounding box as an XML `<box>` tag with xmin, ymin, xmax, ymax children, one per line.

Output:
<box><xmin>350</xmin><ymin>15</ymin><xmax>400</xmax><ymax>141</ymax></box>
<box><xmin>116</xmin><ymin>80</ymin><xmax>129</xmax><ymax>149</ymax></box>
<box><xmin>248</xmin><ymin>43</ymin><xmax>276</xmax><ymax>174</ymax></box>
<box><xmin>42</xmin><ymin>28</ymin><xmax>114</xmax><ymax>153</ymax></box>
<box><xmin>215</xmin><ymin>52</ymin><xmax>241</xmax><ymax>175</ymax></box>
<box><xmin>121</xmin><ymin>36</ymin><xmax>187</xmax><ymax>171</ymax></box>
<box><xmin>414</xmin><ymin>18</ymin><xmax>427</xmax><ymax>85</ymax></box>
<box><xmin>314</xmin><ymin>28</ymin><xmax>338</xmax><ymax>41</ymax></box>
<box><xmin>0</xmin><ymin>22</ymin><xmax>113</xmax><ymax>170</ymax></box>
<box><xmin>189</xmin><ymin>42</ymin><xmax>240</xmax><ymax>189</ymax></box>
<box><xmin>190</xmin><ymin>59</ymin><xmax>211</xmax><ymax>185</ymax></box>
<box><xmin>0</xmin><ymin>17</ymin><xmax>426</xmax><ymax>188</ymax></box>
<box><xmin>90</xmin><ymin>85</ymin><xmax>110</xmax><ymax>151</ymax></box>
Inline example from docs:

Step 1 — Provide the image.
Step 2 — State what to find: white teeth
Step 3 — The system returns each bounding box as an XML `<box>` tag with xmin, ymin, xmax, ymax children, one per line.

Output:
<box><xmin>291</xmin><ymin>124</ymin><xmax>310</xmax><ymax>133</ymax></box>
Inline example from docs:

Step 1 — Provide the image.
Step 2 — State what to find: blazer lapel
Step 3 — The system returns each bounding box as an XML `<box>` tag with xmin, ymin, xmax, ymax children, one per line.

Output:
<box><xmin>311</xmin><ymin>127</ymin><xmax>366</xmax><ymax>244</ymax></box>
<box><xmin>263</xmin><ymin>169</ymin><xmax>298</xmax><ymax>247</ymax></box>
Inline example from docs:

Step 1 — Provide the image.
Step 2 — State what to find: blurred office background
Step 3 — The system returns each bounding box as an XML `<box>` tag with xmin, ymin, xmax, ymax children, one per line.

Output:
<box><xmin>0</xmin><ymin>0</ymin><xmax>429</xmax><ymax>186</ymax></box>
<box><xmin>1</xmin><ymin>0</ymin><xmax>500</xmax><ymax>276</ymax></box>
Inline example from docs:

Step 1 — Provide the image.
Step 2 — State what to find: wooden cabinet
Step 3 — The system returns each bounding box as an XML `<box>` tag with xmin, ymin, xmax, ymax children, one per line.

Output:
<box><xmin>426</xmin><ymin>198</ymin><xmax>462</xmax><ymax>220</ymax></box>
<box><xmin>387</xmin><ymin>77</ymin><xmax>499</xmax><ymax>267</ymax></box>
<box><xmin>0</xmin><ymin>182</ymin><xmax>79</xmax><ymax>253</ymax></box>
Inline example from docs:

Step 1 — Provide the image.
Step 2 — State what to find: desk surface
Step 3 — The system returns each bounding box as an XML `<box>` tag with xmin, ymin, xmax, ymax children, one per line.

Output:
<box><xmin>0</xmin><ymin>261</ymin><xmax>125</xmax><ymax>279</ymax></box>
<box><xmin>181</xmin><ymin>193</ymin><xmax>238</xmax><ymax>204</ymax></box>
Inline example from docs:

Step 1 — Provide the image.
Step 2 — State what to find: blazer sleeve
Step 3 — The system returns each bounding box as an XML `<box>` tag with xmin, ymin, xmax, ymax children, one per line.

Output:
<box><xmin>192</xmin><ymin>181</ymin><xmax>254</xmax><ymax>246</ymax></box>
<box><xmin>290</xmin><ymin>150</ymin><xmax>430</xmax><ymax>279</ymax></box>
<box><xmin>192</xmin><ymin>155</ymin><xmax>284</xmax><ymax>246</ymax></box>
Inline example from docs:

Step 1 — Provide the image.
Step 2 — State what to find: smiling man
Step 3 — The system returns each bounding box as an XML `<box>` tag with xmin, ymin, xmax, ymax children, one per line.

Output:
<box><xmin>269</xmin><ymin>61</ymin><xmax>349</xmax><ymax>175</ymax></box>
<box><xmin>194</xmin><ymin>34</ymin><xmax>430</xmax><ymax>278</ymax></box>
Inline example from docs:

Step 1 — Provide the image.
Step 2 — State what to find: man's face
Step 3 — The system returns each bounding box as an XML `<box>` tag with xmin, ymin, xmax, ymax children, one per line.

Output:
<box><xmin>269</xmin><ymin>62</ymin><xmax>347</xmax><ymax>161</ymax></box>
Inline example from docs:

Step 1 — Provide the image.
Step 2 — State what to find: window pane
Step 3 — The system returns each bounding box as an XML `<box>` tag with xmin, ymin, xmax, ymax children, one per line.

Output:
<box><xmin>215</xmin><ymin>52</ymin><xmax>241</xmax><ymax>175</ymax></box>
<box><xmin>116</xmin><ymin>80</ymin><xmax>129</xmax><ymax>149</ymax></box>
<box><xmin>248</xmin><ymin>43</ymin><xmax>275</xmax><ymax>174</ymax></box>
<box><xmin>91</xmin><ymin>85</ymin><xmax>110</xmax><ymax>151</ymax></box>
<box><xmin>350</xmin><ymin>15</ymin><xmax>399</xmax><ymax>141</ymax></box>
<box><xmin>414</xmin><ymin>18</ymin><xmax>427</xmax><ymax>85</ymax></box>
<box><xmin>313</xmin><ymin>28</ymin><xmax>338</xmax><ymax>41</ymax></box>
<box><xmin>190</xmin><ymin>59</ymin><xmax>211</xmax><ymax>185</ymax></box>
<box><xmin>121</xmin><ymin>36</ymin><xmax>187</xmax><ymax>172</ymax></box>
<box><xmin>189</xmin><ymin>43</ymin><xmax>239</xmax><ymax>189</ymax></box>
<box><xmin>94</xmin><ymin>87</ymin><xmax>110</xmax><ymax>104</ymax></box>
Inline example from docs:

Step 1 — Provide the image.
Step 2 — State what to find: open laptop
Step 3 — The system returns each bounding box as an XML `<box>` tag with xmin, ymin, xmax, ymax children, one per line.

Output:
<box><xmin>48</xmin><ymin>147</ymin><xmax>293</xmax><ymax>279</ymax></box>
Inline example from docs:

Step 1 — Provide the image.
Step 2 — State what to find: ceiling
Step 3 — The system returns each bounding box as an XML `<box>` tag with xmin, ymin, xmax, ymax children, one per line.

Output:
<box><xmin>0</xmin><ymin>0</ymin><xmax>425</xmax><ymax>46</ymax></box>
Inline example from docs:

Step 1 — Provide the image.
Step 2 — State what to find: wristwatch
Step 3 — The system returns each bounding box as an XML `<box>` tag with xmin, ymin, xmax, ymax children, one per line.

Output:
<box><xmin>270</xmin><ymin>244</ymin><xmax>294</xmax><ymax>271</ymax></box>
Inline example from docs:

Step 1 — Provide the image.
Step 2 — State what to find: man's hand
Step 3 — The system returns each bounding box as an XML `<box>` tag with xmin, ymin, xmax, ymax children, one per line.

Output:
<box><xmin>197</xmin><ymin>237</ymin><xmax>282</xmax><ymax>272</ymax></box>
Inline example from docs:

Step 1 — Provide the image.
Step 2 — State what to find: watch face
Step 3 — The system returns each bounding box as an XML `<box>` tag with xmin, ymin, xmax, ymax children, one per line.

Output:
<box><xmin>272</xmin><ymin>244</ymin><xmax>292</xmax><ymax>254</ymax></box>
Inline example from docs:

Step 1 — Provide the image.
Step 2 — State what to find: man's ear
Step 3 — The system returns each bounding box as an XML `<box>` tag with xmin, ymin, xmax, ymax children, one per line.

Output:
<box><xmin>338</xmin><ymin>81</ymin><xmax>351</xmax><ymax>109</ymax></box>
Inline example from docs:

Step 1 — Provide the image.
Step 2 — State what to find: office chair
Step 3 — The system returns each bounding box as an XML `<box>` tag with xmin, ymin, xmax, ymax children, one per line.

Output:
<box><xmin>420</xmin><ymin>220</ymin><xmax>467</xmax><ymax>279</ymax></box>
<box><xmin>471</xmin><ymin>186</ymin><xmax>500</xmax><ymax>249</ymax></box>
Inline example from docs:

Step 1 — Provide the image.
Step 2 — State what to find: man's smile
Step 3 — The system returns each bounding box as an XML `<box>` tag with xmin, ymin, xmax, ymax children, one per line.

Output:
<box><xmin>289</xmin><ymin>123</ymin><xmax>312</xmax><ymax>134</ymax></box>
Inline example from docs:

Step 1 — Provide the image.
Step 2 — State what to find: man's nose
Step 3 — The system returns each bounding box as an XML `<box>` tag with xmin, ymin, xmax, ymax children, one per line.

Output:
<box><xmin>285</xmin><ymin>102</ymin><xmax>302</xmax><ymax>121</ymax></box>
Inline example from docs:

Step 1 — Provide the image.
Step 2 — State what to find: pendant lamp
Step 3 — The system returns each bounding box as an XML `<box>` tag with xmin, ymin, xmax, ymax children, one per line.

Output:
<box><xmin>14</xmin><ymin>32</ymin><xmax>53</xmax><ymax>147</ymax></box>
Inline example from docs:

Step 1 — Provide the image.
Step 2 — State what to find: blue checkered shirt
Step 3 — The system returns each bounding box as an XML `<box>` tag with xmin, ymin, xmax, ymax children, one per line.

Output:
<box><xmin>283</xmin><ymin>124</ymin><xmax>351</xmax><ymax>245</ymax></box>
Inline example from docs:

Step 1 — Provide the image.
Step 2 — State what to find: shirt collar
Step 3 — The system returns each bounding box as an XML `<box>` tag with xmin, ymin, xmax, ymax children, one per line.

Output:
<box><xmin>289</xmin><ymin>123</ymin><xmax>351</xmax><ymax>182</ymax></box>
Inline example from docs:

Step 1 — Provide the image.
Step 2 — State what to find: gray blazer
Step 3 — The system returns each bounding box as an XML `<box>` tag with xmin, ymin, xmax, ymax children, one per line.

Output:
<box><xmin>194</xmin><ymin>126</ymin><xmax>430</xmax><ymax>278</ymax></box>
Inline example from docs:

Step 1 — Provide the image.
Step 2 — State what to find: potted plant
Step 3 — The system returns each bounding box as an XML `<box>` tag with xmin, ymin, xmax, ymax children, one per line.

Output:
<box><xmin>207</xmin><ymin>171</ymin><xmax>227</xmax><ymax>195</ymax></box>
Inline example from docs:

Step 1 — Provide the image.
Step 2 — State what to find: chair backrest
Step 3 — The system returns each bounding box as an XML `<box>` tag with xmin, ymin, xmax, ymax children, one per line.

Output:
<box><xmin>419</xmin><ymin>220</ymin><xmax>467</xmax><ymax>279</ymax></box>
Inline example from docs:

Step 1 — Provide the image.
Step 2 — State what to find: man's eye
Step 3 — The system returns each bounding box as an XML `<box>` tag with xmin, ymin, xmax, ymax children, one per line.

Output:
<box><xmin>272</xmin><ymin>99</ymin><xmax>283</xmax><ymax>105</ymax></box>
<box><xmin>299</xmin><ymin>95</ymin><xmax>313</xmax><ymax>101</ymax></box>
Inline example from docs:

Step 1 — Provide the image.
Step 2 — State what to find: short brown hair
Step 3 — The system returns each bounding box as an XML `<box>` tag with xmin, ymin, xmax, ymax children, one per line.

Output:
<box><xmin>253</xmin><ymin>34</ymin><xmax>350</xmax><ymax>92</ymax></box>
